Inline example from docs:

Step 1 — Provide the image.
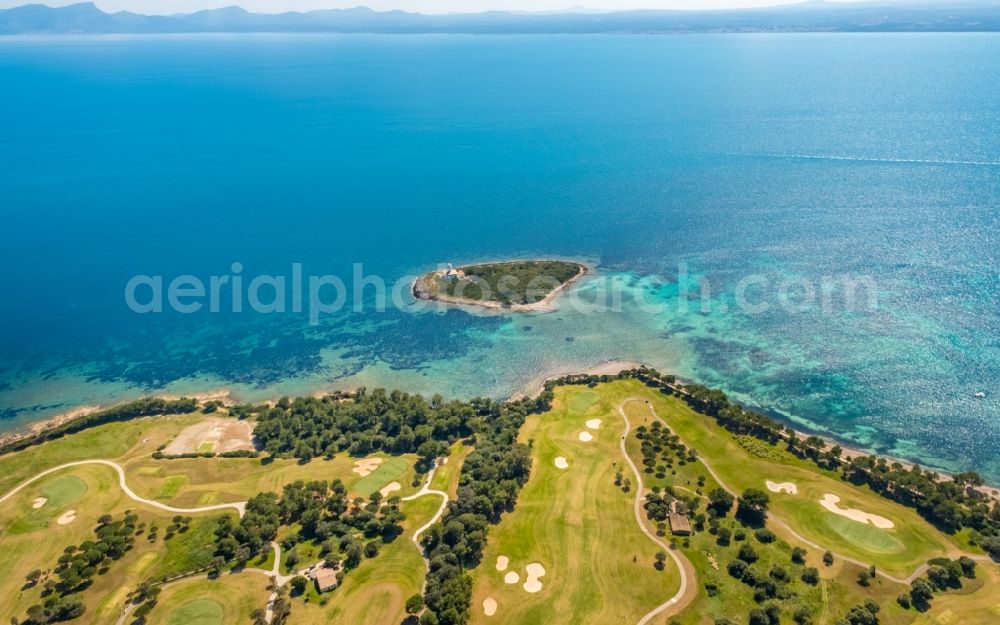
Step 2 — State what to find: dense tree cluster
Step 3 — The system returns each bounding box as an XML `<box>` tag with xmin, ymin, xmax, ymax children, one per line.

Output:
<box><xmin>250</xmin><ymin>389</ymin><xmax>477</xmax><ymax>463</ymax></box>
<box><xmin>17</xmin><ymin>513</ymin><xmax>139</xmax><ymax>625</ymax></box>
<box><xmin>419</xmin><ymin>395</ymin><xmax>539</xmax><ymax>625</ymax></box>
<box><xmin>636</xmin><ymin>421</ymin><xmax>699</xmax><ymax>482</ymax></box>
<box><xmin>898</xmin><ymin>557</ymin><xmax>977</xmax><ymax>611</ymax></box>
<box><xmin>213</xmin><ymin>479</ymin><xmax>405</xmax><ymax>568</ymax></box>
<box><xmin>834</xmin><ymin>600</ymin><xmax>881</xmax><ymax>625</ymax></box>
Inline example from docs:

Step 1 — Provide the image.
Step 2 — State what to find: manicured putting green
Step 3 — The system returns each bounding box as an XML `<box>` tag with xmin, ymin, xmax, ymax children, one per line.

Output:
<box><xmin>40</xmin><ymin>475</ymin><xmax>87</xmax><ymax>507</ymax></box>
<box><xmin>823</xmin><ymin>514</ymin><xmax>905</xmax><ymax>553</ymax></box>
<box><xmin>352</xmin><ymin>457</ymin><xmax>408</xmax><ymax>496</ymax></box>
<box><xmin>6</xmin><ymin>474</ymin><xmax>88</xmax><ymax>534</ymax></box>
<box><xmin>166</xmin><ymin>598</ymin><xmax>224</xmax><ymax>625</ymax></box>
<box><xmin>567</xmin><ymin>389</ymin><xmax>600</xmax><ymax>414</ymax></box>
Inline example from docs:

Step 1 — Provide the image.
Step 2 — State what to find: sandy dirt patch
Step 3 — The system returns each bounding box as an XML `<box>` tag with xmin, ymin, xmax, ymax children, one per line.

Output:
<box><xmin>578</xmin><ymin>431</ymin><xmax>594</xmax><ymax>442</ymax></box>
<box><xmin>163</xmin><ymin>418</ymin><xmax>255</xmax><ymax>455</ymax></box>
<box><xmin>504</xmin><ymin>571</ymin><xmax>520</xmax><ymax>584</ymax></box>
<box><xmin>514</xmin><ymin>359</ymin><xmax>643</xmax><ymax>400</ymax></box>
<box><xmin>495</xmin><ymin>555</ymin><xmax>509</xmax><ymax>571</ymax></box>
<box><xmin>57</xmin><ymin>509</ymin><xmax>77</xmax><ymax>525</ymax></box>
<box><xmin>820</xmin><ymin>494</ymin><xmax>895</xmax><ymax>529</ymax></box>
<box><xmin>352</xmin><ymin>457</ymin><xmax>384</xmax><ymax>477</ymax></box>
<box><xmin>32</xmin><ymin>497</ymin><xmax>47</xmax><ymax>509</ymax></box>
<box><xmin>554</xmin><ymin>457</ymin><xmax>569</xmax><ymax>470</ymax></box>
<box><xmin>706</xmin><ymin>552</ymin><xmax>719</xmax><ymax>571</ymax></box>
<box><xmin>766</xmin><ymin>480</ymin><xmax>798</xmax><ymax>495</ymax></box>
<box><xmin>379</xmin><ymin>482</ymin><xmax>401</xmax><ymax>498</ymax></box>
<box><xmin>585</xmin><ymin>419</ymin><xmax>602</xmax><ymax>429</ymax></box>
<box><xmin>523</xmin><ymin>563</ymin><xmax>546</xmax><ymax>593</ymax></box>
<box><xmin>483</xmin><ymin>597</ymin><xmax>498</xmax><ymax>617</ymax></box>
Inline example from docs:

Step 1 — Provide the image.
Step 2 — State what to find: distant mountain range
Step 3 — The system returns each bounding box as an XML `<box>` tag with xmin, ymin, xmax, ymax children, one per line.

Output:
<box><xmin>3</xmin><ymin>1</ymin><xmax>1000</xmax><ymax>34</ymax></box>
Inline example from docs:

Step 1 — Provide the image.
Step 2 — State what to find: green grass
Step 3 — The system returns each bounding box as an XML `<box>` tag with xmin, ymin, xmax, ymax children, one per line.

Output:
<box><xmin>291</xmin><ymin>443</ymin><xmax>468</xmax><ymax>625</ymax></box>
<box><xmin>196</xmin><ymin>441</ymin><xmax>216</xmax><ymax>453</ymax></box>
<box><xmin>158</xmin><ymin>475</ymin><xmax>187</xmax><ymax>500</ymax></box>
<box><xmin>909</xmin><ymin>564</ymin><xmax>1000</xmax><ymax>625</ymax></box>
<box><xmin>0</xmin><ymin>413</ymin><xmax>201</xmax><ymax>495</ymax></box>
<box><xmin>351</xmin><ymin>457</ymin><xmax>409</xmax><ymax>497</ymax></box>
<box><xmin>468</xmin><ymin>385</ymin><xmax>679</xmax><ymax>625</ymax></box>
<box><xmin>567</xmin><ymin>389</ymin><xmax>600</xmax><ymax>414</ymax></box>
<box><xmin>166</xmin><ymin>598</ymin><xmax>224</xmax><ymax>625</ymax></box>
<box><xmin>617</xmin><ymin>381</ymin><xmax>956</xmax><ymax>577</ymax></box>
<box><xmin>823</xmin><ymin>514</ymin><xmax>905</xmax><ymax>554</ymax></box>
<box><xmin>146</xmin><ymin>575</ymin><xmax>268</xmax><ymax>625</ymax></box>
<box><xmin>7</xmin><ymin>474</ymin><xmax>89</xmax><ymax>534</ymax></box>
<box><xmin>150</xmin><ymin>514</ymin><xmax>232</xmax><ymax>579</ymax></box>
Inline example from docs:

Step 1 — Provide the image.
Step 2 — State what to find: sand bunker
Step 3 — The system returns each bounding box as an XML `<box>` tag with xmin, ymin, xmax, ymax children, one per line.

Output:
<box><xmin>585</xmin><ymin>419</ymin><xmax>602</xmax><ymax>429</ymax></box>
<box><xmin>32</xmin><ymin>497</ymin><xmax>47</xmax><ymax>509</ymax></box>
<box><xmin>57</xmin><ymin>510</ymin><xmax>77</xmax><ymax>525</ymax></box>
<box><xmin>766</xmin><ymin>480</ymin><xmax>798</xmax><ymax>495</ymax></box>
<box><xmin>163</xmin><ymin>418</ymin><xmax>255</xmax><ymax>455</ymax></box>
<box><xmin>504</xmin><ymin>571</ymin><xmax>520</xmax><ymax>584</ymax></box>
<box><xmin>379</xmin><ymin>482</ymin><xmax>401</xmax><ymax>498</ymax></box>
<box><xmin>523</xmin><ymin>563</ymin><xmax>546</xmax><ymax>593</ymax></box>
<box><xmin>820</xmin><ymin>494</ymin><xmax>895</xmax><ymax>529</ymax></box>
<box><xmin>483</xmin><ymin>597</ymin><xmax>497</xmax><ymax>617</ymax></box>
<box><xmin>554</xmin><ymin>457</ymin><xmax>569</xmax><ymax>470</ymax></box>
<box><xmin>352</xmin><ymin>457</ymin><xmax>384</xmax><ymax>477</ymax></box>
<box><xmin>578</xmin><ymin>432</ymin><xmax>594</xmax><ymax>442</ymax></box>
<box><xmin>496</xmin><ymin>555</ymin><xmax>509</xmax><ymax>571</ymax></box>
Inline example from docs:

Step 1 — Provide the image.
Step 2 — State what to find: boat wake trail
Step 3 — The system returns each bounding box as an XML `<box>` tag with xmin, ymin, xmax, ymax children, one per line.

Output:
<box><xmin>725</xmin><ymin>152</ymin><xmax>1000</xmax><ymax>167</ymax></box>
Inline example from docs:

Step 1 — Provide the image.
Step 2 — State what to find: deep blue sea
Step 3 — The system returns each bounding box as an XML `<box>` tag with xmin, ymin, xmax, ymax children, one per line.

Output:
<box><xmin>0</xmin><ymin>33</ymin><xmax>997</xmax><ymax>480</ymax></box>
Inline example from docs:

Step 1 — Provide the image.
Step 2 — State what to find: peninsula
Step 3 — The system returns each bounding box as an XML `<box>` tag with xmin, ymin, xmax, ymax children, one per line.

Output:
<box><xmin>412</xmin><ymin>260</ymin><xmax>587</xmax><ymax>312</ymax></box>
<box><xmin>1</xmin><ymin>369</ymin><xmax>998</xmax><ymax>625</ymax></box>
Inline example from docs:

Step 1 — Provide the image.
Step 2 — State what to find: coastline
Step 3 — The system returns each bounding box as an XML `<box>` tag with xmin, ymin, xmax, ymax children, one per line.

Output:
<box><xmin>1</xmin><ymin>360</ymin><xmax>997</xmax><ymax>497</ymax></box>
<box><xmin>0</xmin><ymin>388</ymin><xmax>237</xmax><ymax>448</ymax></box>
<box><xmin>411</xmin><ymin>260</ymin><xmax>589</xmax><ymax>313</ymax></box>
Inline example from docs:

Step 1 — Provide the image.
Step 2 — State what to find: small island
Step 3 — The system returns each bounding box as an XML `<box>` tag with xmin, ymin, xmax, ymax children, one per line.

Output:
<box><xmin>413</xmin><ymin>260</ymin><xmax>587</xmax><ymax>311</ymax></box>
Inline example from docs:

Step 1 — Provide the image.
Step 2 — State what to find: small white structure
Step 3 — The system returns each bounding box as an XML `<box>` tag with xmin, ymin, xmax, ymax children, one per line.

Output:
<box><xmin>442</xmin><ymin>263</ymin><xmax>466</xmax><ymax>280</ymax></box>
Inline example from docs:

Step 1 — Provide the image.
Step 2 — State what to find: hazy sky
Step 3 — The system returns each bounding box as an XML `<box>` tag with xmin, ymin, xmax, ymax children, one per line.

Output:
<box><xmin>4</xmin><ymin>0</ymin><xmax>884</xmax><ymax>16</ymax></box>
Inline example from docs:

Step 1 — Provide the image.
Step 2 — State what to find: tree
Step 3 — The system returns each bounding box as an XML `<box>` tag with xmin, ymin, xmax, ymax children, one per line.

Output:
<box><xmin>736</xmin><ymin>489</ymin><xmax>770</xmax><ymax>526</ymax></box>
<box><xmin>654</xmin><ymin>551</ymin><xmax>667</xmax><ymax>570</ymax></box>
<box><xmin>801</xmin><ymin>567</ymin><xmax>820</xmax><ymax>585</ymax></box>
<box><xmin>406</xmin><ymin>594</ymin><xmax>425</xmax><ymax>615</ymax></box>
<box><xmin>958</xmin><ymin>556</ymin><xmax>977</xmax><ymax>578</ymax></box>
<box><xmin>791</xmin><ymin>547</ymin><xmax>806</xmax><ymax>564</ymax></box>
<box><xmin>857</xmin><ymin>570</ymin><xmax>872</xmax><ymax>587</ymax></box>
<box><xmin>707</xmin><ymin>488</ymin><xmax>734</xmax><ymax>516</ymax></box>
<box><xmin>909</xmin><ymin>578</ymin><xmax>934</xmax><ymax>610</ymax></box>
<box><xmin>290</xmin><ymin>576</ymin><xmax>308</xmax><ymax>595</ymax></box>
<box><xmin>716</xmin><ymin>527</ymin><xmax>732</xmax><ymax>546</ymax></box>
<box><xmin>738</xmin><ymin>543</ymin><xmax>759</xmax><ymax>564</ymax></box>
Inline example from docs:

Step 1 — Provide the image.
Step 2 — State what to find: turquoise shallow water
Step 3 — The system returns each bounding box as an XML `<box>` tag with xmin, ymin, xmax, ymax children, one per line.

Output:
<box><xmin>0</xmin><ymin>33</ymin><xmax>997</xmax><ymax>480</ymax></box>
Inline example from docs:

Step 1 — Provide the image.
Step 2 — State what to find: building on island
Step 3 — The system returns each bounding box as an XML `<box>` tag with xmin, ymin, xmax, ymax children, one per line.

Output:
<box><xmin>441</xmin><ymin>263</ymin><xmax>465</xmax><ymax>280</ymax></box>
